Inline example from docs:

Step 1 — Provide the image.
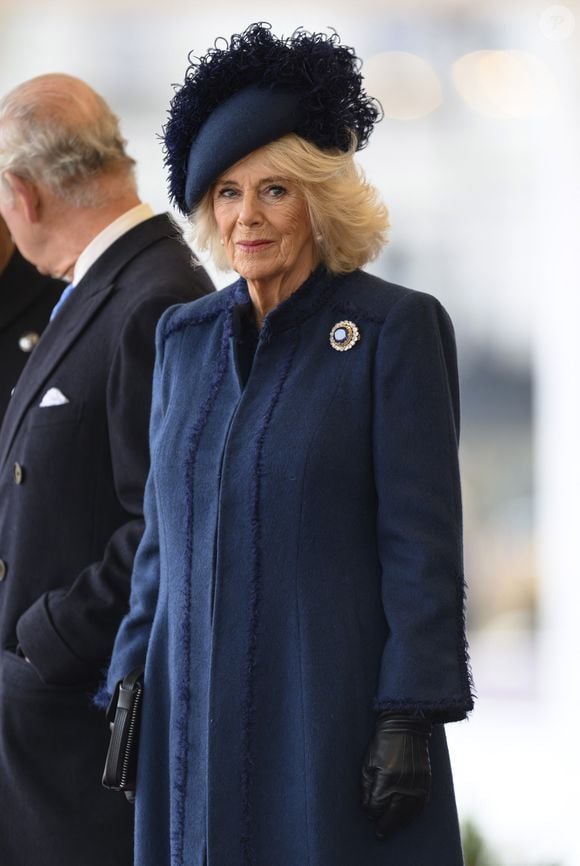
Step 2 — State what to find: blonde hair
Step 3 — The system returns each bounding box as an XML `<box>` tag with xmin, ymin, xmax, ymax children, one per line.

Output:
<box><xmin>192</xmin><ymin>133</ymin><xmax>389</xmax><ymax>274</ymax></box>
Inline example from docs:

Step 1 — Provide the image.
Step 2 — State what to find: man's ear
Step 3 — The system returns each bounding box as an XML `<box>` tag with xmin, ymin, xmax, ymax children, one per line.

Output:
<box><xmin>3</xmin><ymin>172</ymin><xmax>41</xmax><ymax>223</ymax></box>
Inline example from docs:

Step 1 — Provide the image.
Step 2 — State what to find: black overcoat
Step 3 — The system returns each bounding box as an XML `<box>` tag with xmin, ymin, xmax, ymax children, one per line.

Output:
<box><xmin>0</xmin><ymin>249</ymin><xmax>64</xmax><ymax>420</ymax></box>
<box><xmin>0</xmin><ymin>214</ymin><xmax>213</xmax><ymax>866</ymax></box>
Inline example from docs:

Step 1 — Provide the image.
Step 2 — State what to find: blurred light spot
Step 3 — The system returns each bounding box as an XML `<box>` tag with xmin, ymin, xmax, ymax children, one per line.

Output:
<box><xmin>363</xmin><ymin>52</ymin><xmax>443</xmax><ymax>120</ymax></box>
<box><xmin>452</xmin><ymin>50</ymin><xmax>559</xmax><ymax>118</ymax></box>
<box><xmin>539</xmin><ymin>5</ymin><xmax>576</xmax><ymax>41</ymax></box>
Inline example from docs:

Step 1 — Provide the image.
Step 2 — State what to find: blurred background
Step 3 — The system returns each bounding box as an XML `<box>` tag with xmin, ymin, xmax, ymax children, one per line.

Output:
<box><xmin>1</xmin><ymin>1</ymin><xmax>578</xmax><ymax>863</ymax></box>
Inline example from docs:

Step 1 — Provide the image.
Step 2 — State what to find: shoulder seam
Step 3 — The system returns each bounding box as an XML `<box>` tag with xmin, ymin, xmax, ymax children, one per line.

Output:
<box><xmin>331</xmin><ymin>285</ymin><xmax>416</xmax><ymax>326</ymax></box>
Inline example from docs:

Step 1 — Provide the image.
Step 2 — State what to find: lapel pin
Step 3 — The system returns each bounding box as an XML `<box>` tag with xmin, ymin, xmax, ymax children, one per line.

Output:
<box><xmin>329</xmin><ymin>320</ymin><xmax>360</xmax><ymax>352</ymax></box>
<box><xmin>18</xmin><ymin>332</ymin><xmax>40</xmax><ymax>353</ymax></box>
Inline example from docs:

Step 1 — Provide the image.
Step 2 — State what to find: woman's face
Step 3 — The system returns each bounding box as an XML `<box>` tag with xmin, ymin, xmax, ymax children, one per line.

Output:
<box><xmin>212</xmin><ymin>147</ymin><xmax>318</xmax><ymax>288</ymax></box>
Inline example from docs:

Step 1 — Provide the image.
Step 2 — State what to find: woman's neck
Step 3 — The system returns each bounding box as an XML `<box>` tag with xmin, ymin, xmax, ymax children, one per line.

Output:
<box><xmin>246</xmin><ymin>260</ymin><xmax>318</xmax><ymax>328</ymax></box>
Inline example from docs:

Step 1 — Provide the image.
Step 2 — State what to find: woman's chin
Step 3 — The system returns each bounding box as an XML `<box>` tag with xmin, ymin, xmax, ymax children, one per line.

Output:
<box><xmin>232</xmin><ymin>260</ymin><xmax>279</xmax><ymax>285</ymax></box>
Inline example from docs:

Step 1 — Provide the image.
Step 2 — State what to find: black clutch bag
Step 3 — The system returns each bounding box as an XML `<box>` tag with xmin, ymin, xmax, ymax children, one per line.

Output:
<box><xmin>102</xmin><ymin>666</ymin><xmax>144</xmax><ymax>803</ymax></box>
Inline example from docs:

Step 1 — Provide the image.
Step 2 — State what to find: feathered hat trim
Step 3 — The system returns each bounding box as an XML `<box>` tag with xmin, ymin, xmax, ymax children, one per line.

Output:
<box><xmin>163</xmin><ymin>22</ymin><xmax>382</xmax><ymax>213</ymax></box>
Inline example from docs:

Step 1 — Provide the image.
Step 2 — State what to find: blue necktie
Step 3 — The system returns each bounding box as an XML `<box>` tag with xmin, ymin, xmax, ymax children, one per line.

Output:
<box><xmin>49</xmin><ymin>282</ymin><xmax>76</xmax><ymax>321</ymax></box>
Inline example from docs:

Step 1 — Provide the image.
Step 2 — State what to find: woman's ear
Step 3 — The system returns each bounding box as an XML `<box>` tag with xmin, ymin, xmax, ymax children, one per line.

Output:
<box><xmin>3</xmin><ymin>172</ymin><xmax>42</xmax><ymax>223</ymax></box>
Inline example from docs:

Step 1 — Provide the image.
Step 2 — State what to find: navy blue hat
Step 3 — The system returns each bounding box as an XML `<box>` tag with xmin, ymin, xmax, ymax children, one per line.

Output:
<box><xmin>163</xmin><ymin>23</ymin><xmax>381</xmax><ymax>214</ymax></box>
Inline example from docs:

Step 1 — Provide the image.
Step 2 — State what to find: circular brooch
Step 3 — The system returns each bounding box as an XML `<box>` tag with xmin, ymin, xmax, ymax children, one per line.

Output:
<box><xmin>329</xmin><ymin>320</ymin><xmax>360</xmax><ymax>352</ymax></box>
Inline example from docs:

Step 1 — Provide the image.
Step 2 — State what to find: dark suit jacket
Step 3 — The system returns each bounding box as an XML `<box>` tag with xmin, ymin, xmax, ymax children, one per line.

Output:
<box><xmin>0</xmin><ymin>249</ymin><xmax>64</xmax><ymax>420</ymax></box>
<box><xmin>0</xmin><ymin>213</ymin><xmax>213</xmax><ymax>866</ymax></box>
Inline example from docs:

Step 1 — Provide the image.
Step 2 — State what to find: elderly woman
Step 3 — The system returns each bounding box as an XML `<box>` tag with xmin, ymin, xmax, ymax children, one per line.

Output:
<box><xmin>104</xmin><ymin>23</ymin><xmax>473</xmax><ymax>866</ymax></box>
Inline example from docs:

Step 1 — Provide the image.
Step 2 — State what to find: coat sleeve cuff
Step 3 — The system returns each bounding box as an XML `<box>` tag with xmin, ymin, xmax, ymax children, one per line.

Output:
<box><xmin>373</xmin><ymin>695</ymin><xmax>474</xmax><ymax>723</ymax></box>
<box><xmin>16</xmin><ymin>592</ymin><xmax>94</xmax><ymax>685</ymax></box>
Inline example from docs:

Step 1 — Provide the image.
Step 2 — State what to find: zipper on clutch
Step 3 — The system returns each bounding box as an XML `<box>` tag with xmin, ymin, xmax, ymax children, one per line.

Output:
<box><xmin>120</xmin><ymin>684</ymin><xmax>143</xmax><ymax>789</ymax></box>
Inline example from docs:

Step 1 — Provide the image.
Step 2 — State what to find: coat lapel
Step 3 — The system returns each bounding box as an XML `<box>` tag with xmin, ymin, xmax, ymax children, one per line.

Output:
<box><xmin>0</xmin><ymin>213</ymin><xmax>178</xmax><ymax>470</ymax></box>
<box><xmin>0</xmin><ymin>279</ymin><xmax>114</xmax><ymax>469</ymax></box>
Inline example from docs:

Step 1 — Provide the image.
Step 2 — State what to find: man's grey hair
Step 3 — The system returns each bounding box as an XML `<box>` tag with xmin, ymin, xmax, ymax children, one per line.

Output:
<box><xmin>0</xmin><ymin>74</ymin><xmax>136</xmax><ymax>208</ymax></box>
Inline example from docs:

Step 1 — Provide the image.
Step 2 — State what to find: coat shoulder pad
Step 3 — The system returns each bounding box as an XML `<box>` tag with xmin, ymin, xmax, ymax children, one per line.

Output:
<box><xmin>331</xmin><ymin>270</ymin><xmax>441</xmax><ymax>326</ymax></box>
<box><xmin>160</xmin><ymin>285</ymin><xmax>232</xmax><ymax>342</ymax></box>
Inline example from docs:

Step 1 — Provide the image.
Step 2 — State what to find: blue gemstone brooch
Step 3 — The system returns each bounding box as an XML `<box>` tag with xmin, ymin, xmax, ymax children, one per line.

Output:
<box><xmin>329</xmin><ymin>320</ymin><xmax>360</xmax><ymax>352</ymax></box>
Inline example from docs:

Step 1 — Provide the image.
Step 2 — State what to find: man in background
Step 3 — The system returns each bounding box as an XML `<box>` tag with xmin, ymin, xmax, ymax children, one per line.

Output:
<box><xmin>0</xmin><ymin>215</ymin><xmax>63</xmax><ymax>419</ymax></box>
<box><xmin>0</xmin><ymin>73</ymin><xmax>213</xmax><ymax>866</ymax></box>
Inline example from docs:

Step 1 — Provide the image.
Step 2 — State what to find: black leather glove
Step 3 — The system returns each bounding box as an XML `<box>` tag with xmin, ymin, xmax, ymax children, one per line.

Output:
<box><xmin>361</xmin><ymin>713</ymin><xmax>432</xmax><ymax>838</ymax></box>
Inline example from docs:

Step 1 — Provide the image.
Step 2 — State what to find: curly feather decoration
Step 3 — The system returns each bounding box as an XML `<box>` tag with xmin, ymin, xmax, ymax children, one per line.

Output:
<box><xmin>163</xmin><ymin>22</ymin><xmax>382</xmax><ymax>214</ymax></box>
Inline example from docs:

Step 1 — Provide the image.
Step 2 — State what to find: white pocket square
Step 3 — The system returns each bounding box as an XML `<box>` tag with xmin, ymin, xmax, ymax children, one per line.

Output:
<box><xmin>39</xmin><ymin>387</ymin><xmax>70</xmax><ymax>408</ymax></box>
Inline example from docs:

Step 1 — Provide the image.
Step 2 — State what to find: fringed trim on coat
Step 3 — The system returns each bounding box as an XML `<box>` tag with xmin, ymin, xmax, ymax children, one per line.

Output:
<box><xmin>456</xmin><ymin>571</ymin><xmax>477</xmax><ymax>712</ymax></box>
<box><xmin>372</xmin><ymin>697</ymin><xmax>472</xmax><ymax>724</ymax></box>
<box><xmin>240</xmin><ymin>333</ymin><xmax>299</xmax><ymax>866</ymax></box>
<box><xmin>374</xmin><ymin>569</ymin><xmax>476</xmax><ymax>723</ymax></box>
<box><xmin>92</xmin><ymin>678</ymin><xmax>112</xmax><ymax>711</ymax></box>
<box><xmin>160</xmin><ymin>283</ymin><xmax>238</xmax><ymax>343</ymax></box>
<box><xmin>163</xmin><ymin>306</ymin><xmax>225</xmax><ymax>341</ymax></box>
<box><xmin>171</xmin><ymin>307</ymin><xmax>233</xmax><ymax>866</ymax></box>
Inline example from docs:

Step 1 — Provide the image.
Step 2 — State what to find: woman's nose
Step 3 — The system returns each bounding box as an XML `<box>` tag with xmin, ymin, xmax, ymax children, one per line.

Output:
<box><xmin>237</xmin><ymin>191</ymin><xmax>262</xmax><ymax>226</ymax></box>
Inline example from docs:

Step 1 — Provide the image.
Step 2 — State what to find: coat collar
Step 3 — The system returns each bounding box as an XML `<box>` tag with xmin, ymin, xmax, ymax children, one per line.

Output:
<box><xmin>230</xmin><ymin>264</ymin><xmax>339</xmax><ymax>339</ymax></box>
<box><xmin>71</xmin><ymin>212</ymin><xmax>179</xmax><ymax>297</ymax></box>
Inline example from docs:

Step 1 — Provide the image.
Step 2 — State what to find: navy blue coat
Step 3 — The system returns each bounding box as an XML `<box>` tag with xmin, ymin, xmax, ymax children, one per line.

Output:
<box><xmin>106</xmin><ymin>265</ymin><xmax>473</xmax><ymax>866</ymax></box>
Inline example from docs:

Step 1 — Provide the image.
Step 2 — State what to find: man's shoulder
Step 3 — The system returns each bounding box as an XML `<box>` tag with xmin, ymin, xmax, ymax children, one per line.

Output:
<box><xmin>77</xmin><ymin>214</ymin><xmax>212</xmax><ymax>306</ymax></box>
<box><xmin>112</xmin><ymin>216</ymin><xmax>214</xmax><ymax>303</ymax></box>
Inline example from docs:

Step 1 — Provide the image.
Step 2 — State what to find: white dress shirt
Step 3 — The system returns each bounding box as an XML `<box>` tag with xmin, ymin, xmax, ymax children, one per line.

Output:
<box><xmin>73</xmin><ymin>202</ymin><xmax>155</xmax><ymax>286</ymax></box>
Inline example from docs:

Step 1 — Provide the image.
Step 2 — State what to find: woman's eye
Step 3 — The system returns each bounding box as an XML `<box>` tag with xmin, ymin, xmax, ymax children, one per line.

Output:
<box><xmin>216</xmin><ymin>187</ymin><xmax>238</xmax><ymax>199</ymax></box>
<box><xmin>265</xmin><ymin>185</ymin><xmax>286</xmax><ymax>198</ymax></box>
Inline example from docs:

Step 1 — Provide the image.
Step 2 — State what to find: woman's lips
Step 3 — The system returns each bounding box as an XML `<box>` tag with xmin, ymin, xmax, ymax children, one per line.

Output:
<box><xmin>236</xmin><ymin>240</ymin><xmax>273</xmax><ymax>252</ymax></box>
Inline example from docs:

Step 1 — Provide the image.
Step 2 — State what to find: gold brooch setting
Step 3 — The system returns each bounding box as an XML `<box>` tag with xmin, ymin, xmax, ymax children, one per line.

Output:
<box><xmin>329</xmin><ymin>320</ymin><xmax>360</xmax><ymax>352</ymax></box>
